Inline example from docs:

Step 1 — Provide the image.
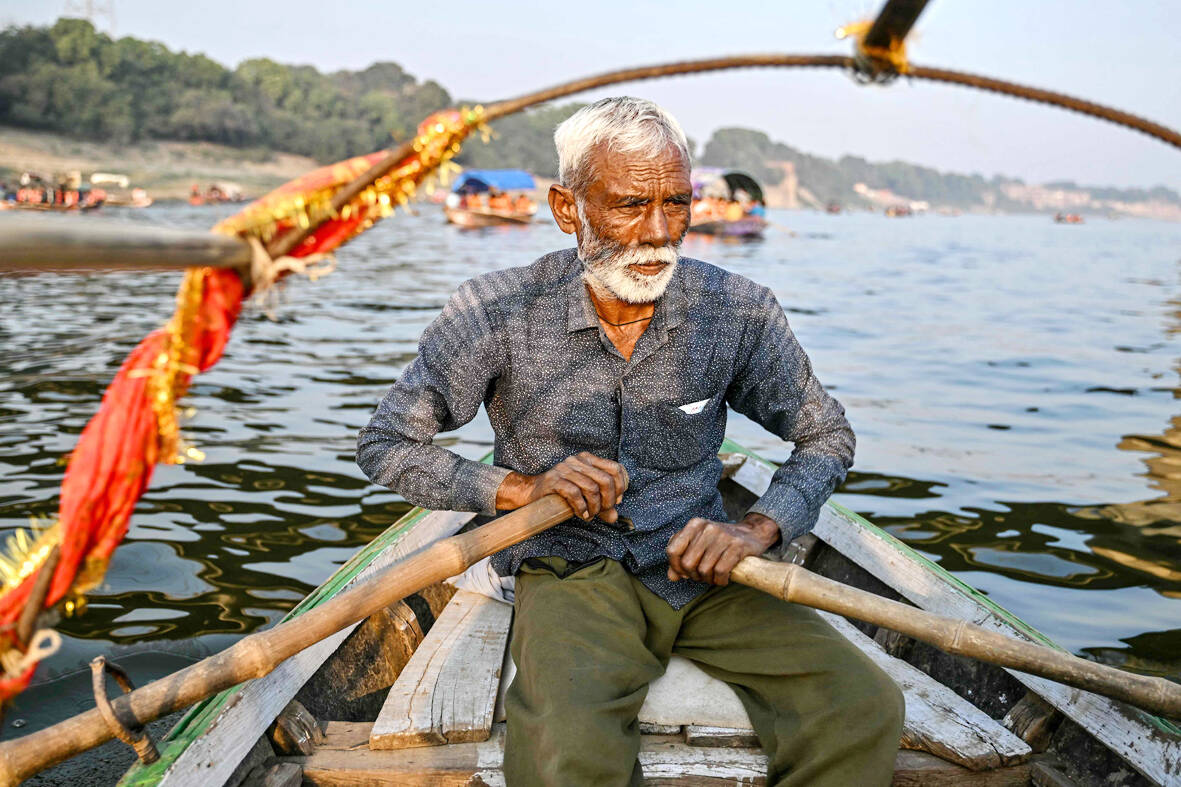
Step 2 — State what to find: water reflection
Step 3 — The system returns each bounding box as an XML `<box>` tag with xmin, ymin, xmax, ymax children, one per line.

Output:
<box><xmin>1074</xmin><ymin>287</ymin><xmax>1181</xmax><ymax>598</ymax></box>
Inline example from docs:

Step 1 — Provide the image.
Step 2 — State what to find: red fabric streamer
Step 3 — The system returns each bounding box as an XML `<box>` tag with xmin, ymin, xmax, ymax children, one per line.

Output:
<box><xmin>0</xmin><ymin>271</ymin><xmax>243</xmax><ymax>645</ymax></box>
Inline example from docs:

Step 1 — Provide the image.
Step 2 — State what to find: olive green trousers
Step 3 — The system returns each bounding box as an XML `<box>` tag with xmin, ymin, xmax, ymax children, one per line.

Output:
<box><xmin>503</xmin><ymin>556</ymin><xmax>904</xmax><ymax>787</ymax></box>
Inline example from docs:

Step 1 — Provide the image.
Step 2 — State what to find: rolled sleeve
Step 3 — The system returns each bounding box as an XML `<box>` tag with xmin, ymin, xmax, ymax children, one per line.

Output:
<box><xmin>726</xmin><ymin>287</ymin><xmax>855</xmax><ymax>548</ymax></box>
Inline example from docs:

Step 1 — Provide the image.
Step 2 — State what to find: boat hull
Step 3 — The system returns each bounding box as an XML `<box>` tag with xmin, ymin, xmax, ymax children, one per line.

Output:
<box><xmin>688</xmin><ymin>217</ymin><xmax>766</xmax><ymax>238</ymax></box>
<box><xmin>444</xmin><ymin>206</ymin><xmax>533</xmax><ymax>227</ymax></box>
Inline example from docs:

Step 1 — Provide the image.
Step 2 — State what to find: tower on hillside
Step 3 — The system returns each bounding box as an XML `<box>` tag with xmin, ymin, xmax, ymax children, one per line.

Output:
<box><xmin>63</xmin><ymin>0</ymin><xmax>115</xmax><ymax>34</ymax></box>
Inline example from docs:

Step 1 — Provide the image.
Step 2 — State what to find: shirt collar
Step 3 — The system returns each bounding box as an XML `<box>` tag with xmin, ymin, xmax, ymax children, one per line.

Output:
<box><xmin>565</xmin><ymin>256</ymin><xmax>687</xmax><ymax>334</ymax></box>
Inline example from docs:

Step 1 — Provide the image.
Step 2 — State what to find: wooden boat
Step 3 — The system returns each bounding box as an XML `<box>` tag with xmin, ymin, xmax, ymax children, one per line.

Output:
<box><xmin>189</xmin><ymin>182</ymin><xmax>246</xmax><ymax>206</ymax></box>
<box><xmin>443</xmin><ymin>204</ymin><xmax>534</xmax><ymax>228</ymax></box>
<box><xmin>445</xmin><ymin>169</ymin><xmax>538</xmax><ymax>228</ymax></box>
<box><xmin>690</xmin><ymin>169</ymin><xmax>768</xmax><ymax>239</ymax></box>
<box><xmin>103</xmin><ymin>188</ymin><xmax>154</xmax><ymax>208</ymax></box>
<box><xmin>119</xmin><ymin>439</ymin><xmax>1179</xmax><ymax>786</ymax></box>
<box><xmin>688</xmin><ymin>216</ymin><xmax>768</xmax><ymax>239</ymax></box>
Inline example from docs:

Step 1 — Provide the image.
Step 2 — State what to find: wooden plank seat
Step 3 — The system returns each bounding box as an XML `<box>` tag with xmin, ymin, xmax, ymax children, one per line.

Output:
<box><xmin>370</xmin><ymin>590</ymin><xmax>513</xmax><ymax>749</ymax></box>
<box><xmin>290</xmin><ymin>722</ymin><xmax>1036</xmax><ymax>786</ymax></box>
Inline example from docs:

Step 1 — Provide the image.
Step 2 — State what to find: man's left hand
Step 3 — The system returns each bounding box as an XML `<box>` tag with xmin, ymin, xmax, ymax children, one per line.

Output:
<box><xmin>666</xmin><ymin>513</ymin><xmax>781</xmax><ymax>586</ymax></box>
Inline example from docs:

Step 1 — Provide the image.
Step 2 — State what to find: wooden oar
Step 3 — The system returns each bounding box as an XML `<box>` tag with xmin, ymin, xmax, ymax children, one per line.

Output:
<box><xmin>2</xmin><ymin>494</ymin><xmax>1179</xmax><ymax>784</ymax></box>
<box><xmin>730</xmin><ymin>556</ymin><xmax>1181</xmax><ymax>719</ymax></box>
<box><xmin>0</xmin><ymin>494</ymin><xmax>572</xmax><ymax>787</ymax></box>
<box><xmin>0</xmin><ymin>215</ymin><xmax>253</xmax><ymax>273</ymax></box>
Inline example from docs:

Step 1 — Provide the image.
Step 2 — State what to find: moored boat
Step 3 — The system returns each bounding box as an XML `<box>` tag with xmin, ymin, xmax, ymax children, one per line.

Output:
<box><xmin>2</xmin><ymin>171</ymin><xmax>105</xmax><ymax>212</ymax></box>
<box><xmin>119</xmin><ymin>440</ymin><xmax>1179</xmax><ymax>787</ymax></box>
<box><xmin>189</xmin><ymin>182</ymin><xmax>246</xmax><ymax>206</ymax></box>
<box><xmin>690</xmin><ymin>169</ymin><xmax>768</xmax><ymax>239</ymax></box>
<box><xmin>444</xmin><ymin>169</ymin><xmax>538</xmax><ymax>227</ymax></box>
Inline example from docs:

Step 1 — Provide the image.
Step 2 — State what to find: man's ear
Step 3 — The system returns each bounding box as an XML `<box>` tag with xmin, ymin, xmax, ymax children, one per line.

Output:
<box><xmin>549</xmin><ymin>184</ymin><xmax>579</xmax><ymax>236</ymax></box>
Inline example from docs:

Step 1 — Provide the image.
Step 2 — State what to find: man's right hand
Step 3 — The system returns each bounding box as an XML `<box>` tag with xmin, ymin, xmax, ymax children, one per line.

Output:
<box><xmin>495</xmin><ymin>452</ymin><xmax>628</xmax><ymax>524</ymax></box>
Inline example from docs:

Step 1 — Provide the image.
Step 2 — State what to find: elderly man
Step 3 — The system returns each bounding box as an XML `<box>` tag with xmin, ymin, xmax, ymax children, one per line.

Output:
<box><xmin>358</xmin><ymin>97</ymin><xmax>903</xmax><ymax>786</ymax></box>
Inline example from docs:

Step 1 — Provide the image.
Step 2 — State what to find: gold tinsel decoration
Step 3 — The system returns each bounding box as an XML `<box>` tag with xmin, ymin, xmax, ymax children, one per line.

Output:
<box><xmin>836</xmin><ymin>20</ymin><xmax>911</xmax><ymax>77</ymax></box>
<box><xmin>214</xmin><ymin>106</ymin><xmax>489</xmax><ymax>249</ymax></box>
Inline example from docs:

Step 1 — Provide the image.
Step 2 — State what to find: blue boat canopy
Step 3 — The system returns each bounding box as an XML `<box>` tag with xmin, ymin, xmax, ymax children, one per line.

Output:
<box><xmin>451</xmin><ymin>169</ymin><xmax>536</xmax><ymax>193</ymax></box>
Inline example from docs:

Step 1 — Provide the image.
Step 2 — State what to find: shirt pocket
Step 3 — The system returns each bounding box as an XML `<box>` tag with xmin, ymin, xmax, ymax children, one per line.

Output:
<box><xmin>627</xmin><ymin>391</ymin><xmax>725</xmax><ymax>472</ymax></box>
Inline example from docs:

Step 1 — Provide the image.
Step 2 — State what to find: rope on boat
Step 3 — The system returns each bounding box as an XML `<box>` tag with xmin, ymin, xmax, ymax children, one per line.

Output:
<box><xmin>481</xmin><ymin>54</ymin><xmax>1181</xmax><ymax>149</ymax></box>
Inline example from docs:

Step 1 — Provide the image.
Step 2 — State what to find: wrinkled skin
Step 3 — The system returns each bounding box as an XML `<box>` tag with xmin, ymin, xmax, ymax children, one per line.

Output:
<box><xmin>495</xmin><ymin>140</ymin><xmax>781</xmax><ymax>583</ymax></box>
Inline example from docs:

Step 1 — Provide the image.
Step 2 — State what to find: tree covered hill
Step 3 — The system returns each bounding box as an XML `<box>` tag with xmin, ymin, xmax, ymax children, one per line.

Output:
<box><xmin>0</xmin><ymin>18</ymin><xmax>450</xmax><ymax>162</ymax></box>
<box><xmin>699</xmin><ymin>127</ymin><xmax>1181</xmax><ymax>214</ymax></box>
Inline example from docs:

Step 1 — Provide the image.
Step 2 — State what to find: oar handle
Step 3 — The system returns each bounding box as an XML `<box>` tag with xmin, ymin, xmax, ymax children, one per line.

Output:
<box><xmin>0</xmin><ymin>494</ymin><xmax>577</xmax><ymax>786</ymax></box>
<box><xmin>0</xmin><ymin>215</ymin><xmax>253</xmax><ymax>273</ymax></box>
<box><xmin>730</xmin><ymin>557</ymin><xmax>1181</xmax><ymax>720</ymax></box>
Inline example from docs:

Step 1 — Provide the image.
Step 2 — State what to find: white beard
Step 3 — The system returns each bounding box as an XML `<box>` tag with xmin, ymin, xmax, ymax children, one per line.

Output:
<box><xmin>577</xmin><ymin>204</ymin><xmax>680</xmax><ymax>304</ymax></box>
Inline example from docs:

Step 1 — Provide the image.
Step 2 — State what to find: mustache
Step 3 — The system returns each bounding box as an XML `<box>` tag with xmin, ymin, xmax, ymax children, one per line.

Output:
<box><xmin>583</xmin><ymin>238</ymin><xmax>679</xmax><ymax>268</ymax></box>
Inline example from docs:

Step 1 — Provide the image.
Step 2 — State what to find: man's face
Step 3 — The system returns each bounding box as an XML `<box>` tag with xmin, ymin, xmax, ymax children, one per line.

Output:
<box><xmin>575</xmin><ymin>142</ymin><xmax>692</xmax><ymax>304</ymax></box>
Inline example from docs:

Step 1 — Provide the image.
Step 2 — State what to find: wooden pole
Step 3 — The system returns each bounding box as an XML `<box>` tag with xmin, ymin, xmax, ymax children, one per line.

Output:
<box><xmin>0</xmin><ymin>494</ymin><xmax>572</xmax><ymax>787</ymax></box>
<box><xmin>730</xmin><ymin>556</ymin><xmax>1181</xmax><ymax>719</ymax></box>
<box><xmin>0</xmin><ymin>215</ymin><xmax>253</xmax><ymax>274</ymax></box>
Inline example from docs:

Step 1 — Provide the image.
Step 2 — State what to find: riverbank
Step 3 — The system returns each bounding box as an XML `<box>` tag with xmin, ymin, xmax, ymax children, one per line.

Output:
<box><xmin>0</xmin><ymin>126</ymin><xmax>319</xmax><ymax>201</ymax></box>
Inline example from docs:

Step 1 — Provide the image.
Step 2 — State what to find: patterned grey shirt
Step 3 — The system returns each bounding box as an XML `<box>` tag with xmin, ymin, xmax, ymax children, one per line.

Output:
<box><xmin>357</xmin><ymin>248</ymin><xmax>854</xmax><ymax>608</ymax></box>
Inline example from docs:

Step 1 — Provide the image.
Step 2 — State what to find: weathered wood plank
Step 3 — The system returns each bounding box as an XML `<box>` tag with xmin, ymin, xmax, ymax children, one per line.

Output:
<box><xmin>295</xmin><ymin>599</ymin><xmax>425</xmax><ymax>721</ymax></box>
<box><xmin>1003</xmin><ymin>692</ymin><xmax>1061</xmax><ymax>753</ymax></box>
<box><xmin>817</xmin><ymin>610</ymin><xmax>1031</xmax><ymax>770</ymax></box>
<box><xmin>299</xmin><ymin>723</ymin><xmax>1031</xmax><ymax>786</ymax></box>
<box><xmin>148</xmin><ymin>509</ymin><xmax>476</xmax><ymax>787</ymax></box>
<box><xmin>683</xmin><ymin>725</ymin><xmax>760</xmax><ymax>748</ymax></box>
<box><xmin>892</xmin><ymin>750</ymin><xmax>1031</xmax><ymax>786</ymax></box>
<box><xmin>726</xmin><ymin>454</ymin><xmax>1181</xmax><ymax>785</ymax></box>
<box><xmin>268</xmin><ymin>700</ymin><xmax>323</xmax><ymax>756</ymax></box>
<box><xmin>370</xmin><ymin>590</ymin><xmax>513</xmax><ymax>749</ymax></box>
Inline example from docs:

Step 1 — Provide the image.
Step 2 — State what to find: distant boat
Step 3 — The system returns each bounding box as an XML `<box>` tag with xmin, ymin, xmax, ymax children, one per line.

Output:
<box><xmin>190</xmin><ymin>182</ymin><xmax>245</xmax><ymax>206</ymax></box>
<box><xmin>2</xmin><ymin>172</ymin><xmax>105</xmax><ymax>212</ymax></box>
<box><xmin>104</xmin><ymin>188</ymin><xmax>154</xmax><ymax>208</ymax></box>
<box><xmin>90</xmin><ymin>174</ymin><xmax>152</xmax><ymax>208</ymax></box>
<box><xmin>689</xmin><ymin>169</ymin><xmax>767</xmax><ymax>238</ymax></box>
<box><xmin>1054</xmin><ymin>212</ymin><xmax>1084</xmax><ymax>224</ymax></box>
<box><xmin>444</xmin><ymin>169</ymin><xmax>537</xmax><ymax>227</ymax></box>
<box><xmin>884</xmin><ymin>205</ymin><xmax>912</xmax><ymax>217</ymax></box>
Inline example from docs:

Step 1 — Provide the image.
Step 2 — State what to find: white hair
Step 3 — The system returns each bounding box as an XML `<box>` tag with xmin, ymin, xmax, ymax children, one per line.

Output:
<box><xmin>554</xmin><ymin>97</ymin><xmax>690</xmax><ymax>195</ymax></box>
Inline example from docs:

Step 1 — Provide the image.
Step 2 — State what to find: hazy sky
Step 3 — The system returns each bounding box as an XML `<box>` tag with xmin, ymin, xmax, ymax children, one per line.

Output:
<box><xmin>2</xmin><ymin>0</ymin><xmax>1178</xmax><ymax>188</ymax></box>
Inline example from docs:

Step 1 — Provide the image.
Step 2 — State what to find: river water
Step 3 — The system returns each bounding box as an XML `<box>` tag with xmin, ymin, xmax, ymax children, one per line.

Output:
<box><xmin>2</xmin><ymin>204</ymin><xmax>1180</xmax><ymax>740</ymax></box>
